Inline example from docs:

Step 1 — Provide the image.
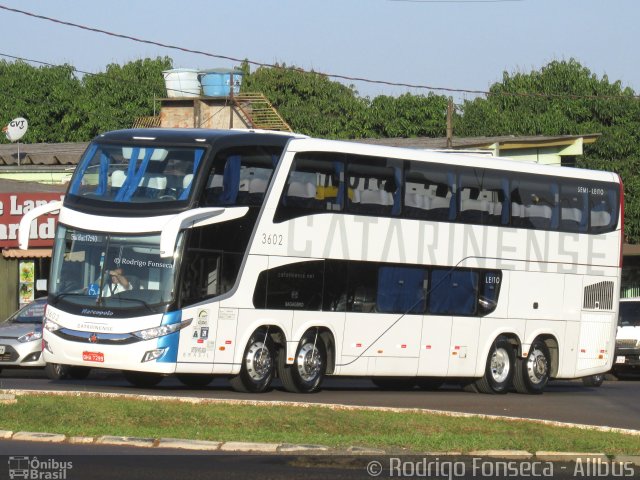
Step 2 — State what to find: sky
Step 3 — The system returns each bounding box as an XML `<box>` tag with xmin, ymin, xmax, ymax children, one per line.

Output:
<box><xmin>0</xmin><ymin>0</ymin><xmax>639</xmax><ymax>103</ymax></box>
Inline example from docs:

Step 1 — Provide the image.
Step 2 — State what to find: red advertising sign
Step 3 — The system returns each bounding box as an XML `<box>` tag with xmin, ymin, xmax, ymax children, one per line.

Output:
<box><xmin>0</xmin><ymin>193</ymin><xmax>63</xmax><ymax>248</ymax></box>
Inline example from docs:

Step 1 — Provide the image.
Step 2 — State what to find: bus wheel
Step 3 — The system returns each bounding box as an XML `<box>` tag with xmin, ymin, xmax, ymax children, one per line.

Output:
<box><xmin>68</xmin><ymin>367</ymin><xmax>91</xmax><ymax>380</ymax></box>
<box><xmin>582</xmin><ymin>374</ymin><xmax>605</xmax><ymax>387</ymax></box>
<box><xmin>513</xmin><ymin>340</ymin><xmax>550</xmax><ymax>394</ymax></box>
<box><xmin>122</xmin><ymin>370</ymin><xmax>164</xmax><ymax>388</ymax></box>
<box><xmin>176</xmin><ymin>374</ymin><xmax>215</xmax><ymax>388</ymax></box>
<box><xmin>45</xmin><ymin>363</ymin><xmax>69</xmax><ymax>380</ymax></box>
<box><xmin>475</xmin><ymin>337</ymin><xmax>515</xmax><ymax>394</ymax></box>
<box><xmin>278</xmin><ymin>332</ymin><xmax>326</xmax><ymax>393</ymax></box>
<box><xmin>230</xmin><ymin>330</ymin><xmax>275</xmax><ymax>393</ymax></box>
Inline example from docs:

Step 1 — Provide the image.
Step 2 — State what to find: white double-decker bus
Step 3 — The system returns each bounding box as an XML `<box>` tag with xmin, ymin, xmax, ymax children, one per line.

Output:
<box><xmin>20</xmin><ymin>128</ymin><xmax>623</xmax><ymax>394</ymax></box>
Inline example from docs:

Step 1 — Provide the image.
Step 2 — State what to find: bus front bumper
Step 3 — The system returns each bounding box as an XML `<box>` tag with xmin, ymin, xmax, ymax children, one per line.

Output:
<box><xmin>42</xmin><ymin>330</ymin><xmax>179</xmax><ymax>374</ymax></box>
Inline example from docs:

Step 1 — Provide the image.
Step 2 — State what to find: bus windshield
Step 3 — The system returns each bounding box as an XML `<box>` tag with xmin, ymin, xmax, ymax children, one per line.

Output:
<box><xmin>50</xmin><ymin>226</ymin><xmax>181</xmax><ymax>311</ymax></box>
<box><xmin>67</xmin><ymin>142</ymin><xmax>205</xmax><ymax>204</ymax></box>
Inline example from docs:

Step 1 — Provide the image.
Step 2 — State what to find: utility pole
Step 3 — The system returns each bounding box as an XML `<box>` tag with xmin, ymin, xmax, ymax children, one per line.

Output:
<box><xmin>446</xmin><ymin>98</ymin><xmax>453</xmax><ymax>149</ymax></box>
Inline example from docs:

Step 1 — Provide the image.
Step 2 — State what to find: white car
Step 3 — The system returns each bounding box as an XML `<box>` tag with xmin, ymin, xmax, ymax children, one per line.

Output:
<box><xmin>0</xmin><ymin>298</ymin><xmax>46</xmax><ymax>373</ymax></box>
<box><xmin>613</xmin><ymin>297</ymin><xmax>640</xmax><ymax>376</ymax></box>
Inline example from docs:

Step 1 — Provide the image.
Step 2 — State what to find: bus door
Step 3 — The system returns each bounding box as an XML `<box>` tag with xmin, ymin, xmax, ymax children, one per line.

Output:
<box><xmin>341</xmin><ymin>265</ymin><xmax>425</xmax><ymax>376</ymax></box>
<box><xmin>419</xmin><ymin>269</ymin><xmax>483</xmax><ymax>377</ymax></box>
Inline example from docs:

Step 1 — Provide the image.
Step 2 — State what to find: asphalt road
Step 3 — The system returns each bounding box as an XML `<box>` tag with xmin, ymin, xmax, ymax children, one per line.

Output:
<box><xmin>1</xmin><ymin>368</ymin><xmax>639</xmax><ymax>431</ymax></box>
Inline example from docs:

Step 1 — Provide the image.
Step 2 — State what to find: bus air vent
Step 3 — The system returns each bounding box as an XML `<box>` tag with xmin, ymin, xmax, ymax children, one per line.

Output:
<box><xmin>583</xmin><ymin>281</ymin><xmax>614</xmax><ymax>310</ymax></box>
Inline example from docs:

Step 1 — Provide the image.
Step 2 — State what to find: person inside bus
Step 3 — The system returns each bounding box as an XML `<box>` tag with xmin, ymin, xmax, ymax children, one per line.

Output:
<box><xmin>104</xmin><ymin>267</ymin><xmax>133</xmax><ymax>296</ymax></box>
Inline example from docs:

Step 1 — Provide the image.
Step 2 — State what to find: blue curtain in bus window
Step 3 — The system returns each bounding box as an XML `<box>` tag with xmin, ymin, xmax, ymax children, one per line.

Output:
<box><xmin>121</xmin><ymin>148</ymin><xmax>154</xmax><ymax>201</ymax></box>
<box><xmin>95</xmin><ymin>152</ymin><xmax>110</xmax><ymax>196</ymax></box>
<box><xmin>220</xmin><ymin>155</ymin><xmax>241</xmax><ymax>205</ymax></box>
<box><xmin>114</xmin><ymin>147</ymin><xmax>140</xmax><ymax>201</ymax></box>
<box><xmin>178</xmin><ymin>149</ymin><xmax>204</xmax><ymax>200</ymax></box>
<box><xmin>377</xmin><ymin>267</ymin><xmax>426</xmax><ymax>314</ymax></box>
<box><xmin>429</xmin><ymin>270</ymin><xmax>478</xmax><ymax>315</ymax></box>
<box><xmin>69</xmin><ymin>143</ymin><xmax>98</xmax><ymax>195</ymax></box>
<box><xmin>579</xmin><ymin>190</ymin><xmax>589</xmax><ymax>232</ymax></box>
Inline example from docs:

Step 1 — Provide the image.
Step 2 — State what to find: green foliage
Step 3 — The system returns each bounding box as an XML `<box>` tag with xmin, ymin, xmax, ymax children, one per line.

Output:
<box><xmin>0</xmin><ymin>60</ymin><xmax>83</xmax><ymax>142</ymax></box>
<box><xmin>77</xmin><ymin>57</ymin><xmax>172</xmax><ymax>138</ymax></box>
<box><xmin>243</xmin><ymin>64</ymin><xmax>369</xmax><ymax>138</ymax></box>
<box><xmin>0</xmin><ymin>57</ymin><xmax>172</xmax><ymax>144</ymax></box>
<box><xmin>242</xmin><ymin>62</ymin><xmax>449</xmax><ymax>139</ymax></box>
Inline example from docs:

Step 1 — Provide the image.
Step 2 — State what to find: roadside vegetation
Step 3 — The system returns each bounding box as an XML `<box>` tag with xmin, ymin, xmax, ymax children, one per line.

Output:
<box><xmin>0</xmin><ymin>394</ymin><xmax>638</xmax><ymax>454</ymax></box>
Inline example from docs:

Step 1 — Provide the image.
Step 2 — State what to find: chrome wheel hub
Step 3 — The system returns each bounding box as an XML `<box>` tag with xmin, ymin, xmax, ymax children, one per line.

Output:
<box><xmin>296</xmin><ymin>343</ymin><xmax>321</xmax><ymax>382</ymax></box>
<box><xmin>490</xmin><ymin>347</ymin><xmax>510</xmax><ymax>383</ymax></box>
<box><xmin>245</xmin><ymin>342</ymin><xmax>272</xmax><ymax>381</ymax></box>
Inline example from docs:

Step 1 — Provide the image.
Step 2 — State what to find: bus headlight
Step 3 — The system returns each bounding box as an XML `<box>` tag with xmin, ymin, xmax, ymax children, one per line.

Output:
<box><xmin>44</xmin><ymin>319</ymin><xmax>62</xmax><ymax>333</ymax></box>
<box><xmin>18</xmin><ymin>330</ymin><xmax>43</xmax><ymax>343</ymax></box>
<box><xmin>132</xmin><ymin>318</ymin><xmax>192</xmax><ymax>341</ymax></box>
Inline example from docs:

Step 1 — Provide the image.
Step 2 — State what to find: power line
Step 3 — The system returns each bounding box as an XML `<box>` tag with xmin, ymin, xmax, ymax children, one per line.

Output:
<box><xmin>0</xmin><ymin>4</ymin><xmax>639</xmax><ymax>101</ymax></box>
<box><xmin>389</xmin><ymin>0</ymin><xmax>524</xmax><ymax>3</ymax></box>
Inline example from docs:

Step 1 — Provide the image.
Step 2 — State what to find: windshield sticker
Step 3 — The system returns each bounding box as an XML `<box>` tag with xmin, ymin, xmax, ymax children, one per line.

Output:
<box><xmin>87</xmin><ymin>283</ymin><xmax>100</xmax><ymax>297</ymax></box>
<box><xmin>113</xmin><ymin>257</ymin><xmax>172</xmax><ymax>269</ymax></box>
<box><xmin>70</xmin><ymin>232</ymin><xmax>103</xmax><ymax>243</ymax></box>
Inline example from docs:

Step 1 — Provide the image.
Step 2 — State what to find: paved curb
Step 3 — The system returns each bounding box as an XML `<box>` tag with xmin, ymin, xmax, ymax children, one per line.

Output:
<box><xmin>96</xmin><ymin>436</ymin><xmax>155</xmax><ymax>448</ymax></box>
<box><xmin>535</xmin><ymin>451</ymin><xmax>608</xmax><ymax>462</ymax></box>
<box><xmin>12</xmin><ymin>432</ymin><xmax>66</xmax><ymax>443</ymax></box>
<box><xmin>469</xmin><ymin>450</ymin><xmax>532</xmax><ymax>459</ymax></box>
<box><xmin>157</xmin><ymin>438</ymin><xmax>222</xmax><ymax>451</ymax></box>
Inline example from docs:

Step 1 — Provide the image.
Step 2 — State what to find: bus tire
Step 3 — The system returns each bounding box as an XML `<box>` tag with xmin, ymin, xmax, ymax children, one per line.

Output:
<box><xmin>474</xmin><ymin>337</ymin><xmax>514</xmax><ymax>394</ymax></box>
<box><xmin>122</xmin><ymin>370</ymin><xmax>164</xmax><ymax>388</ymax></box>
<box><xmin>278</xmin><ymin>332</ymin><xmax>326</xmax><ymax>393</ymax></box>
<box><xmin>68</xmin><ymin>367</ymin><xmax>91</xmax><ymax>380</ymax></box>
<box><xmin>582</xmin><ymin>374</ymin><xmax>605</xmax><ymax>387</ymax></box>
<box><xmin>45</xmin><ymin>363</ymin><xmax>69</xmax><ymax>380</ymax></box>
<box><xmin>513</xmin><ymin>340</ymin><xmax>550</xmax><ymax>394</ymax></box>
<box><xmin>230</xmin><ymin>330</ymin><xmax>275</xmax><ymax>393</ymax></box>
<box><xmin>176</xmin><ymin>374</ymin><xmax>215</xmax><ymax>388</ymax></box>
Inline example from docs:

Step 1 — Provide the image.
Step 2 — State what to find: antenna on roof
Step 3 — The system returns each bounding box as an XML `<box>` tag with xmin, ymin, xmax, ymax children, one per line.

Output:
<box><xmin>3</xmin><ymin>117</ymin><xmax>29</xmax><ymax>166</ymax></box>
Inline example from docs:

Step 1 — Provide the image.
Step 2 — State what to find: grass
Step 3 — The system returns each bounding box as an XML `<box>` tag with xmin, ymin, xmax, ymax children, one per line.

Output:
<box><xmin>1</xmin><ymin>394</ymin><xmax>638</xmax><ymax>454</ymax></box>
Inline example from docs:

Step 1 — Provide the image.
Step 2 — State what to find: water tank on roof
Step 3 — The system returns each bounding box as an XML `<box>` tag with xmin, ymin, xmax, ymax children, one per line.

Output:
<box><xmin>162</xmin><ymin>68</ymin><xmax>201</xmax><ymax>98</ymax></box>
<box><xmin>199</xmin><ymin>68</ymin><xmax>243</xmax><ymax>97</ymax></box>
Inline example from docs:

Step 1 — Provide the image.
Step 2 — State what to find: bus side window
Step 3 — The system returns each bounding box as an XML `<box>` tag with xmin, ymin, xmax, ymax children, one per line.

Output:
<box><xmin>428</xmin><ymin>269</ymin><xmax>479</xmax><ymax>316</ymax></box>
<box><xmin>478</xmin><ymin>271</ymin><xmax>502</xmax><ymax>315</ymax></box>
<box><xmin>253</xmin><ymin>261</ymin><xmax>325</xmax><ymax>310</ymax></box>
<box><xmin>589</xmin><ymin>183</ymin><xmax>618</xmax><ymax>234</ymax></box>
<box><xmin>376</xmin><ymin>266</ymin><xmax>427</xmax><ymax>314</ymax></box>
<box><xmin>275</xmin><ymin>153</ymin><xmax>344</xmax><ymax>223</ymax></box>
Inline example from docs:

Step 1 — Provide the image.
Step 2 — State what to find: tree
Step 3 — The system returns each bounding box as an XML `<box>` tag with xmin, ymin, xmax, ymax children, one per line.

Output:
<box><xmin>242</xmin><ymin>64</ymin><xmax>369</xmax><ymax>138</ymax></box>
<box><xmin>0</xmin><ymin>60</ymin><xmax>83</xmax><ymax>142</ymax></box>
<box><xmin>77</xmin><ymin>57</ymin><xmax>172</xmax><ymax>138</ymax></box>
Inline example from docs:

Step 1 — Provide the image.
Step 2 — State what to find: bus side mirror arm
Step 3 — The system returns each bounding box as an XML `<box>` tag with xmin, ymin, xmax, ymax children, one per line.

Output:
<box><xmin>159</xmin><ymin>207</ymin><xmax>249</xmax><ymax>258</ymax></box>
<box><xmin>18</xmin><ymin>201</ymin><xmax>63</xmax><ymax>250</ymax></box>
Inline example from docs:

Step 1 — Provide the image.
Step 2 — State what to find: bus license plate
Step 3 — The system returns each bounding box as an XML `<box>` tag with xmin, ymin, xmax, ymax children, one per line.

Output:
<box><xmin>0</xmin><ymin>345</ymin><xmax>5</xmax><ymax>355</ymax></box>
<box><xmin>82</xmin><ymin>351</ymin><xmax>104</xmax><ymax>363</ymax></box>
<box><xmin>615</xmin><ymin>355</ymin><xmax>626</xmax><ymax>364</ymax></box>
